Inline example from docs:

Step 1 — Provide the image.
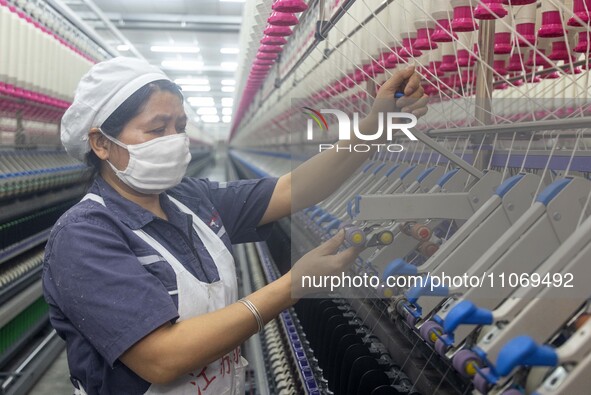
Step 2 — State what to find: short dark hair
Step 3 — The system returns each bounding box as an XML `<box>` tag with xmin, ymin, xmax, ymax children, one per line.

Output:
<box><xmin>85</xmin><ymin>79</ymin><xmax>184</xmax><ymax>179</ymax></box>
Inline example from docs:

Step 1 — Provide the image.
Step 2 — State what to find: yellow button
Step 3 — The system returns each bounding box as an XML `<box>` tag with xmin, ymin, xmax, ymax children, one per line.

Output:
<box><xmin>380</xmin><ymin>232</ymin><xmax>393</xmax><ymax>244</ymax></box>
<box><xmin>430</xmin><ymin>329</ymin><xmax>441</xmax><ymax>343</ymax></box>
<box><xmin>465</xmin><ymin>361</ymin><xmax>478</xmax><ymax>376</ymax></box>
<box><xmin>352</xmin><ymin>233</ymin><xmax>364</xmax><ymax>245</ymax></box>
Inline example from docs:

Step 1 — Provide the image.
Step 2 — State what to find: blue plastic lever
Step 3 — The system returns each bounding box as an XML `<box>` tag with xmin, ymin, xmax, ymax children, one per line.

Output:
<box><xmin>347</xmin><ymin>200</ymin><xmax>354</xmax><ymax>218</ymax></box>
<box><xmin>495</xmin><ymin>336</ymin><xmax>558</xmax><ymax>377</ymax></box>
<box><xmin>382</xmin><ymin>258</ymin><xmax>418</xmax><ymax>280</ymax></box>
<box><xmin>316</xmin><ymin>213</ymin><xmax>332</xmax><ymax>224</ymax></box>
<box><xmin>443</xmin><ymin>300</ymin><xmax>494</xmax><ymax>334</ymax></box>
<box><xmin>394</xmin><ymin>91</ymin><xmax>405</xmax><ymax>98</ymax></box>
<box><xmin>325</xmin><ymin>219</ymin><xmax>341</xmax><ymax>232</ymax></box>
<box><xmin>362</xmin><ymin>161</ymin><xmax>375</xmax><ymax>173</ymax></box>
<box><xmin>353</xmin><ymin>195</ymin><xmax>362</xmax><ymax>216</ymax></box>
<box><xmin>406</xmin><ymin>276</ymin><xmax>449</xmax><ymax>304</ymax></box>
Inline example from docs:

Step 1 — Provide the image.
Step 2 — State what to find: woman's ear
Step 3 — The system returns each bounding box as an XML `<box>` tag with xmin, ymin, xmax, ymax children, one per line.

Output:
<box><xmin>88</xmin><ymin>128</ymin><xmax>110</xmax><ymax>160</ymax></box>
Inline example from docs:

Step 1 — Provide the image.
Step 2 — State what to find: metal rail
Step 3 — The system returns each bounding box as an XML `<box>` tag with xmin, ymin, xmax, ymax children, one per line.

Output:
<box><xmin>43</xmin><ymin>0</ymin><xmax>119</xmax><ymax>57</ymax></box>
<box><xmin>426</xmin><ymin>117</ymin><xmax>591</xmax><ymax>137</ymax></box>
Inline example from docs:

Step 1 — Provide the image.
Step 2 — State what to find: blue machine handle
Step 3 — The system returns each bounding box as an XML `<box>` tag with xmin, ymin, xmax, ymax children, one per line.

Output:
<box><xmin>394</xmin><ymin>91</ymin><xmax>405</xmax><ymax>98</ymax></box>
<box><xmin>325</xmin><ymin>219</ymin><xmax>341</xmax><ymax>232</ymax></box>
<box><xmin>443</xmin><ymin>300</ymin><xmax>494</xmax><ymax>334</ymax></box>
<box><xmin>383</xmin><ymin>258</ymin><xmax>418</xmax><ymax>280</ymax></box>
<box><xmin>495</xmin><ymin>336</ymin><xmax>558</xmax><ymax>377</ymax></box>
<box><xmin>406</xmin><ymin>276</ymin><xmax>449</xmax><ymax>304</ymax></box>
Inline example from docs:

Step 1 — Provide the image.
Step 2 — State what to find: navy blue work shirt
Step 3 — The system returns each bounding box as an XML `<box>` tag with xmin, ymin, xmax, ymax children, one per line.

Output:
<box><xmin>42</xmin><ymin>175</ymin><xmax>278</xmax><ymax>395</ymax></box>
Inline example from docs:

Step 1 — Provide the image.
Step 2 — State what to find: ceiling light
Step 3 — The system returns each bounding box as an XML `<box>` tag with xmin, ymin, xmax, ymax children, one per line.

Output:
<box><xmin>117</xmin><ymin>44</ymin><xmax>130</xmax><ymax>51</ymax></box>
<box><xmin>197</xmin><ymin>107</ymin><xmax>218</xmax><ymax>115</ymax></box>
<box><xmin>188</xmin><ymin>98</ymin><xmax>214</xmax><ymax>106</ymax></box>
<box><xmin>187</xmin><ymin>96</ymin><xmax>214</xmax><ymax>103</ymax></box>
<box><xmin>194</xmin><ymin>116</ymin><xmax>201</xmax><ymax>122</ymax></box>
<box><xmin>222</xmin><ymin>108</ymin><xmax>233</xmax><ymax>115</ymax></box>
<box><xmin>220</xmin><ymin>47</ymin><xmax>239</xmax><ymax>54</ymax></box>
<box><xmin>222</xmin><ymin>116</ymin><xmax>232</xmax><ymax>123</ymax></box>
<box><xmin>221</xmin><ymin>62</ymin><xmax>238</xmax><ymax>70</ymax></box>
<box><xmin>221</xmin><ymin>98</ymin><xmax>234</xmax><ymax>107</ymax></box>
<box><xmin>189</xmin><ymin>100</ymin><xmax>216</xmax><ymax>107</ymax></box>
<box><xmin>161</xmin><ymin>60</ymin><xmax>203</xmax><ymax>71</ymax></box>
<box><xmin>221</xmin><ymin>79</ymin><xmax>236</xmax><ymax>85</ymax></box>
<box><xmin>201</xmin><ymin>115</ymin><xmax>221</xmax><ymax>123</ymax></box>
<box><xmin>174</xmin><ymin>78</ymin><xmax>209</xmax><ymax>85</ymax></box>
<box><xmin>180</xmin><ymin>85</ymin><xmax>211</xmax><ymax>92</ymax></box>
<box><xmin>220</xmin><ymin>0</ymin><xmax>245</xmax><ymax>2</ymax></box>
<box><xmin>221</xmin><ymin>86</ymin><xmax>235</xmax><ymax>92</ymax></box>
<box><xmin>151</xmin><ymin>45</ymin><xmax>199</xmax><ymax>53</ymax></box>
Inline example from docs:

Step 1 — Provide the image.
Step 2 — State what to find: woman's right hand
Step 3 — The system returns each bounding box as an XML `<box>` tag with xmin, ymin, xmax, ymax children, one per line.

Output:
<box><xmin>290</xmin><ymin>230</ymin><xmax>364</xmax><ymax>298</ymax></box>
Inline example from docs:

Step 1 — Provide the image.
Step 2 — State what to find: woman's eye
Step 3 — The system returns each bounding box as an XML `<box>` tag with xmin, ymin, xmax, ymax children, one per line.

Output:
<box><xmin>149</xmin><ymin>128</ymin><xmax>166</xmax><ymax>134</ymax></box>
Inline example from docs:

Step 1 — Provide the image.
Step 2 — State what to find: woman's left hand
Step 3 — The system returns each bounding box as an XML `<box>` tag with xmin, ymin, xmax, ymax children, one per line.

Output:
<box><xmin>374</xmin><ymin>66</ymin><xmax>429</xmax><ymax>119</ymax></box>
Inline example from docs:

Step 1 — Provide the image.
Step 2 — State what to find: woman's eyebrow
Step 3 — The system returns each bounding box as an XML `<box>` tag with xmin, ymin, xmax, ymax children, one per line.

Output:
<box><xmin>145</xmin><ymin>114</ymin><xmax>173</xmax><ymax>125</ymax></box>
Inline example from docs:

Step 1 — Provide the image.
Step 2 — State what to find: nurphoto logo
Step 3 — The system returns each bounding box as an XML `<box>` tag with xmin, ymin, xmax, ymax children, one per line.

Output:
<box><xmin>303</xmin><ymin>108</ymin><xmax>418</xmax><ymax>152</ymax></box>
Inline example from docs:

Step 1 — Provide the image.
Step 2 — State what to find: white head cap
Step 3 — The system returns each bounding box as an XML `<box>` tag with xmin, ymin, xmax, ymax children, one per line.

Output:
<box><xmin>61</xmin><ymin>57</ymin><xmax>172</xmax><ymax>161</ymax></box>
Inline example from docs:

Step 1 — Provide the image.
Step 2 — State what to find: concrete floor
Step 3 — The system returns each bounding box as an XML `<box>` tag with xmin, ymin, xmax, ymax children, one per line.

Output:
<box><xmin>28</xmin><ymin>350</ymin><xmax>72</xmax><ymax>395</ymax></box>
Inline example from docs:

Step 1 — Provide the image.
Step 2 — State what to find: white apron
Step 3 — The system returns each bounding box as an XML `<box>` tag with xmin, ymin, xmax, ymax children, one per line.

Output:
<box><xmin>74</xmin><ymin>193</ymin><xmax>247</xmax><ymax>395</ymax></box>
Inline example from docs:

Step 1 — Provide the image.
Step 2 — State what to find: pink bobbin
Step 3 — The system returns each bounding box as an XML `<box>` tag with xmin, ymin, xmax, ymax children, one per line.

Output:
<box><xmin>474</xmin><ymin>0</ymin><xmax>508</xmax><ymax>20</ymax></box>
<box><xmin>493</xmin><ymin>58</ymin><xmax>508</xmax><ymax>75</ymax></box>
<box><xmin>574</xmin><ymin>31</ymin><xmax>591</xmax><ymax>53</ymax></box>
<box><xmin>399</xmin><ymin>37</ymin><xmax>422</xmax><ymax>57</ymax></box>
<box><xmin>414</xmin><ymin>28</ymin><xmax>437</xmax><ymax>50</ymax></box>
<box><xmin>268</xmin><ymin>12</ymin><xmax>299</xmax><ymax>26</ymax></box>
<box><xmin>538</xmin><ymin>11</ymin><xmax>566</xmax><ymax>38</ymax></box>
<box><xmin>548</xmin><ymin>40</ymin><xmax>571</xmax><ymax>61</ymax></box>
<box><xmin>254</xmin><ymin>59</ymin><xmax>275</xmax><ymax>65</ymax></box>
<box><xmin>507</xmin><ymin>52</ymin><xmax>530</xmax><ymax>72</ymax></box>
<box><xmin>495</xmin><ymin>81</ymin><xmax>509</xmax><ymax>90</ymax></box>
<box><xmin>256</xmin><ymin>52</ymin><xmax>278</xmax><ymax>60</ymax></box>
<box><xmin>252</xmin><ymin>65</ymin><xmax>272</xmax><ymax>71</ymax></box>
<box><xmin>440</xmin><ymin>55</ymin><xmax>458</xmax><ymax>72</ymax></box>
<box><xmin>494</xmin><ymin>32</ymin><xmax>512</xmax><ymax>54</ymax></box>
<box><xmin>432</xmin><ymin>19</ymin><xmax>457</xmax><ymax>42</ymax></box>
<box><xmin>457</xmin><ymin>46</ymin><xmax>477</xmax><ymax>67</ymax></box>
<box><xmin>385</xmin><ymin>48</ymin><xmax>403</xmax><ymax>67</ymax></box>
<box><xmin>514</xmin><ymin>23</ymin><xmax>536</xmax><ymax>47</ymax></box>
<box><xmin>568</xmin><ymin>0</ymin><xmax>591</xmax><ymax>27</ymax></box>
<box><xmin>509</xmin><ymin>73</ymin><xmax>525</xmax><ymax>86</ymax></box>
<box><xmin>344</xmin><ymin>74</ymin><xmax>356</xmax><ymax>88</ymax></box>
<box><xmin>362</xmin><ymin>62</ymin><xmax>373</xmax><ymax>74</ymax></box>
<box><xmin>502</xmin><ymin>0</ymin><xmax>536</xmax><ymax>5</ymax></box>
<box><xmin>423</xmin><ymin>84</ymin><xmax>437</xmax><ymax>95</ymax></box>
<box><xmin>261</xmin><ymin>36</ymin><xmax>287</xmax><ymax>45</ymax></box>
<box><xmin>429</xmin><ymin>61</ymin><xmax>445</xmax><ymax>77</ymax></box>
<box><xmin>259</xmin><ymin>45</ymin><xmax>283</xmax><ymax>53</ymax></box>
<box><xmin>354</xmin><ymin>68</ymin><xmax>368</xmax><ymax>83</ymax></box>
<box><xmin>525</xmin><ymin>49</ymin><xmax>552</xmax><ymax>68</ymax></box>
<box><xmin>451</xmin><ymin>6</ymin><xmax>479</xmax><ymax>32</ymax></box>
<box><xmin>370</xmin><ymin>54</ymin><xmax>387</xmax><ymax>75</ymax></box>
<box><xmin>264</xmin><ymin>25</ymin><xmax>293</xmax><ymax>36</ymax></box>
<box><xmin>272</xmin><ymin>0</ymin><xmax>308</xmax><ymax>13</ymax></box>
<box><xmin>460</xmin><ymin>68</ymin><xmax>475</xmax><ymax>81</ymax></box>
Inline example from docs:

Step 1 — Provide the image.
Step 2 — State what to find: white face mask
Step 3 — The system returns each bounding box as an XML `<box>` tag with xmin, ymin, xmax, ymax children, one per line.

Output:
<box><xmin>100</xmin><ymin>129</ymin><xmax>192</xmax><ymax>194</ymax></box>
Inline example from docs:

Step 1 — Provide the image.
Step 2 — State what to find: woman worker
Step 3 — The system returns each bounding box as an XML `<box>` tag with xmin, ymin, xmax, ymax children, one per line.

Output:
<box><xmin>42</xmin><ymin>57</ymin><xmax>427</xmax><ymax>394</ymax></box>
